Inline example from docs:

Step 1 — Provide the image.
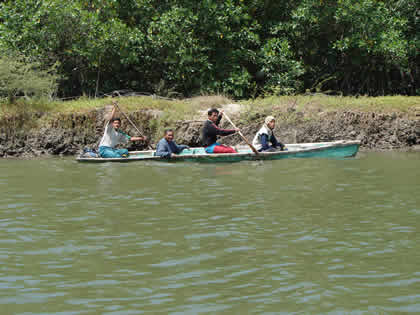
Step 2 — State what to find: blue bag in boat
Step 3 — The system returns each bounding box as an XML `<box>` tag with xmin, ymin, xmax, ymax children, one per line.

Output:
<box><xmin>82</xmin><ymin>147</ymin><xmax>98</xmax><ymax>158</ymax></box>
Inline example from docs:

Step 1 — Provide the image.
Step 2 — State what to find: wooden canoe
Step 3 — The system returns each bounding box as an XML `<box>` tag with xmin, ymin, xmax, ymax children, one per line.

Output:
<box><xmin>76</xmin><ymin>140</ymin><xmax>361</xmax><ymax>163</ymax></box>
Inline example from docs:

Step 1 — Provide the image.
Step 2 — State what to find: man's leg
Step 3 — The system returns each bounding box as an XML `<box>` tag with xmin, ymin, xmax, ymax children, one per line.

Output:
<box><xmin>100</xmin><ymin>147</ymin><xmax>126</xmax><ymax>158</ymax></box>
<box><xmin>115</xmin><ymin>149</ymin><xmax>129</xmax><ymax>157</ymax></box>
<box><xmin>262</xmin><ymin>147</ymin><xmax>277</xmax><ymax>152</ymax></box>
<box><xmin>213</xmin><ymin>145</ymin><xmax>237</xmax><ymax>154</ymax></box>
<box><xmin>204</xmin><ymin>143</ymin><xmax>218</xmax><ymax>153</ymax></box>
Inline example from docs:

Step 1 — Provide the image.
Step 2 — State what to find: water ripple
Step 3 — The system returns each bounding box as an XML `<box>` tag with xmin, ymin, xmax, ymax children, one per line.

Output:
<box><xmin>0</xmin><ymin>154</ymin><xmax>419</xmax><ymax>314</ymax></box>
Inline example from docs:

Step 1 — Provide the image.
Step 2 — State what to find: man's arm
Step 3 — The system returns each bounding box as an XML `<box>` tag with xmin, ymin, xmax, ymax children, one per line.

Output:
<box><xmin>215</xmin><ymin>114</ymin><xmax>223</xmax><ymax>126</ymax></box>
<box><xmin>208</xmin><ymin>122</ymin><xmax>236</xmax><ymax>137</ymax></box>
<box><xmin>271</xmin><ymin>134</ymin><xmax>285</xmax><ymax>150</ymax></box>
<box><xmin>270</xmin><ymin>134</ymin><xmax>279</xmax><ymax>147</ymax></box>
<box><xmin>260</xmin><ymin>134</ymin><xmax>270</xmax><ymax>151</ymax></box>
<box><xmin>216</xmin><ymin>111</ymin><xmax>238</xmax><ymax>135</ymax></box>
<box><xmin>118</xmin><ymin>132</ymin><xmax>146</xmax><ymax>144</ymax></box>
<box><xmin>130</xmin><ymin>136</ymin><xmax>146</xmax><ymax>142</ymax></box>
<box><xmin>104</xmin><ymin>105</ymin><xmax>117</xmax><ymax>127</ymax></box>
<box><xmin>110</xmin><ymin>106</ymin><xmax>117</xmax><ymax>121</ymax></box>
<box><xmin>174</xmin><ymin>143</ymin><xmax>189</xmax><ymax>153</ymax></box>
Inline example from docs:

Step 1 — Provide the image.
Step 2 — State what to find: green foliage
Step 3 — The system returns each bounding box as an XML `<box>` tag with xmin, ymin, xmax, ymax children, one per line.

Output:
<box><xmin>144</xmin><ymin>1</ymin><xmax>263</xmax><ymax>97</ymax></box>
<box><xmin>283</xmin><ymin>0</ymin><xmax>417</xmax><ymax>95</ymax></box>
<box><xmin>0</xmin><ymin>0</ymin><xmax>139</xmax><ymax>96</ymax></box>
<box><xmin>0</xmin><ymin>54</ymin><xmax>59</xmax><ymax>103</ymax></box>
<box><xmin>0</xmin><ymin>0</ymin><xmax>417</xmax><ymax>99</ymax></box>
<box><xmin>259</xmin><ymin>38</ymin><xmax>304</xmax><ymax>95</ymax></box>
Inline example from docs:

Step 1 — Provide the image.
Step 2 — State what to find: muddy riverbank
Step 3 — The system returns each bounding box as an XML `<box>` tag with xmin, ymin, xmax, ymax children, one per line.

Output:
<box><xmin>1</xmin><ymin>104</ymin><xmax>419</xmax><ymax>158</ymax></box>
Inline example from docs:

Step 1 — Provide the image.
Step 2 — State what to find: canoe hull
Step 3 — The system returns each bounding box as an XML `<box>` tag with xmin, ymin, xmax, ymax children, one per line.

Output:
<box><xmin>76</xmin><ymin>140</ymin><xmax>360</xmax><ymax>163</ymax></box>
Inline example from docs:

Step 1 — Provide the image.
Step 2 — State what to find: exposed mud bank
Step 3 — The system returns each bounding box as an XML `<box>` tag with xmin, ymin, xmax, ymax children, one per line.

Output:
<box><xmin>1</xmin><ymin>107</ymin><xmax>419</xmax><ymax>158</ymax></box>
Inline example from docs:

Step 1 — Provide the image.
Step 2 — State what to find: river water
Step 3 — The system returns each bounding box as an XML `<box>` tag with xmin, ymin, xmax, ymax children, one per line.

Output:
<box><xmin>0</xmin><ymin>152</ymin><xmax>419</xmax><ymax>314</ymax></box>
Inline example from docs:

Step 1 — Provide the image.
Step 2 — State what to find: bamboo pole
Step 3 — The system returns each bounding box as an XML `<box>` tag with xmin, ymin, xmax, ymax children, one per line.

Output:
<box><xmin>112</xmin><ymin>101</ymin><xmax>154</xmax><ymax>150</ymax></box>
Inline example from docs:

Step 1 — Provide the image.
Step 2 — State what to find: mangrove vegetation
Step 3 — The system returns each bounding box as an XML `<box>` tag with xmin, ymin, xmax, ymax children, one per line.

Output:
<box><xmin>0</xmin><ymin>0</ymin><xmax>418</xmax><ymax>101</ymax></box>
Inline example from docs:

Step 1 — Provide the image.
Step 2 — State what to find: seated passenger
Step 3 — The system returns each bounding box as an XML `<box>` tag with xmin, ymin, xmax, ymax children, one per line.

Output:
<box><xmin>252</xmin><ymin>116</ymin><xmax>286</xmax><ymax>152</ymax></box>
<box><xmin>201</xmin><ymin>108</ymin><xmax>238</xmax><ymax>154</ymax></box>
<box><xmin>98</xmin><ymin>105</ymin><xmax>146</xmax><ymax>158</ymax></box>
<box><xmin>155</xmin><ymin>129</ymin><xmax>189</xmax><ymax>158</ymax></box>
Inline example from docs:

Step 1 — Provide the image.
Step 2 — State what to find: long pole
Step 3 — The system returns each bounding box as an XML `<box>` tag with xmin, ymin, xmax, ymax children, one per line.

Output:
<box><xmin>222</xmin><ymin>112</ymin><xmax>259</xmax><ymax>155</ymax></box>
<box><xmin>112</xmin><ymin>101</ymin><xmax>154</xmax><ymax>150</ymax></box>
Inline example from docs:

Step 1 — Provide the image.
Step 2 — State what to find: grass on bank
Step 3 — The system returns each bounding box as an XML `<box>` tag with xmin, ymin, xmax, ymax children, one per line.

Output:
<box><xmin>244</xmin><ymin>95</ymin><xmax>420</xmax><ymax>114</ymax></box>
<box><xmin>0</xmin><ymin>94</ymin><xmax>235</xmax><ymax>136</ymax></box>
<box><xmin>0</xmin><ymin>94</ymin><xmax>232</xmax><ymax>116</ymax></box>
<box><xmin>239</xmin><ymin>94</ymin><xmax>420</xmax><ymax>124</ymax></box>
<box><xmin>1</xmin><ymin>94</ymin><xmax>419</xmax><ymax>121</ymax></box>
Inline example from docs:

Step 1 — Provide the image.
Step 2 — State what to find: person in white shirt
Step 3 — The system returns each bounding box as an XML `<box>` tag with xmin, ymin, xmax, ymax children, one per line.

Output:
<box><xmin>252</xmin><ymin>116</ymin><xmax>286</xmax><ymax>152</ymax></box>
<box><xmin>98</xmin><ymin>105</ymin><xmax>146</xmax><ymax>158</ymax></box>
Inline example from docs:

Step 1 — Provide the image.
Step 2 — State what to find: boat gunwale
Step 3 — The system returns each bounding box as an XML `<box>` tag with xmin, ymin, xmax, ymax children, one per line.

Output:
<box><xmin>76</xmin><ymin>140</ymin><xmax>361</xmax><ymax>163</ymax></box>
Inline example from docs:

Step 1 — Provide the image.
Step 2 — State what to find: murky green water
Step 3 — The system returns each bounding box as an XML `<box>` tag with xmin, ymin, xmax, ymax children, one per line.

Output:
<box><xmin>0</xmin><ymin>152</ymin><xmax>419</xmax><ymax>314</ymax></box>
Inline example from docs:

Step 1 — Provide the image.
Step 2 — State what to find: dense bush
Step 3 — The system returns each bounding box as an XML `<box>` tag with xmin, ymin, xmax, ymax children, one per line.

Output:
<box><xmin>0</xmin><ymin>0</ymin><xmax>417</xmax><ymax>99</ymax></box>
<box><xmin>0</xmin><ymin>54</ymin><xmax>59</xmax><ymax>102</ymax></box>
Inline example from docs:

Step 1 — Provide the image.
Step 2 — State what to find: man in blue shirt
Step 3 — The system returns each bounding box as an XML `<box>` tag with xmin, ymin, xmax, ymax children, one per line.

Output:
<box><xmin>155</xmin><ymin>129</ymin><xmax>189</xmax><ymax>158</ymax></box>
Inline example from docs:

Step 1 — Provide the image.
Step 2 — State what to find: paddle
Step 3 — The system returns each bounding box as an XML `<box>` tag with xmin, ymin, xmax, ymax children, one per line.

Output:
<box><xmin>222</xmin><ymin>111</ymin><xmax>259</xmax><ymax>155</ymax></box>
<box><xmin>112</xmin><ymin>101</ymin><xmax>154</xmax><ymax>150</ymax></box>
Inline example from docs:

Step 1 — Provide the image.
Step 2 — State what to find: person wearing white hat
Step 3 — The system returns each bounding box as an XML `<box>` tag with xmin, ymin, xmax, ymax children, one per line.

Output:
<box><xmin>252</xmin><ymin>116</ymin><xmax>286</xmax><ymax>152</ymax></box>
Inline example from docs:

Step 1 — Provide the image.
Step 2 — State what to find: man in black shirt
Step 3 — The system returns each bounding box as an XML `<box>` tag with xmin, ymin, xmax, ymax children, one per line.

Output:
<box><xmin>202</xmin><ymin>108</ymin><xmax>238</xmax><ymax>153</ymax></box>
